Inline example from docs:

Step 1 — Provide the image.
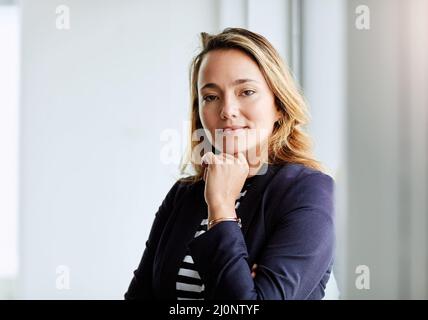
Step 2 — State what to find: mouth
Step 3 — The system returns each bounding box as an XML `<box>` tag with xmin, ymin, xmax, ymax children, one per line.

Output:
<box><xmin>220</xmin><ymin>126</ymin><xmax>249</xmax><ymax>135</ymax></box>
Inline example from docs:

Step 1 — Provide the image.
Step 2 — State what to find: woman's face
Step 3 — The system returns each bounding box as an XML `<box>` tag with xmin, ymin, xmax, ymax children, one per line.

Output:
<box><xmin>197</xmin><ymin>49</ymin><xmax>281</xmax><ymax>159</ymax></box>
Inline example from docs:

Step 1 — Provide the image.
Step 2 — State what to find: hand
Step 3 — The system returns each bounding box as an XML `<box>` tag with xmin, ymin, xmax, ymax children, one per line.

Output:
<box><xmin>251</xmin><ymin>264</ymin><xmax>258</xmax><ymax>279</ymax></box>
<box><xmin>201</xmin><ymin>152</ymin><xmax>249</xmax><ymax>221</ymax></box>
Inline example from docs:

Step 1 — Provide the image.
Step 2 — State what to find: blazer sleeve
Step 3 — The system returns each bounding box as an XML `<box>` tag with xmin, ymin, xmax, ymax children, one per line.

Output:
<box><xmin>124</xmin><ymin>181</ymin><xmax>181</xmax><ymax>300</ymax></box>
<box><xmin>188</xmin><ymin>172</ymin><xmax>335</xmax><ymax>300</ymax></box>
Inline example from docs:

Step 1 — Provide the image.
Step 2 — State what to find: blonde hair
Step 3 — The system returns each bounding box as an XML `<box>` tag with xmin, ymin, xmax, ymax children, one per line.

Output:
<box><xmin>180</xmin><ymin>28</ymin><xmax>322</xmax><ymax>183</ymax></box>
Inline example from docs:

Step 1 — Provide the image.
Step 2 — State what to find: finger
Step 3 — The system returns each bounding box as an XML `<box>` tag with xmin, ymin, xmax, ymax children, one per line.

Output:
<box><xmin>203</xmin><ymin>168</ymin><xmax>207</xmax><ymax>181</ymax></box>
<box><xmin>222</xmin><ymin>152</ymin><xmax>243</xmax><ymax>165</ymax></box>
<box><xmin>220</xmin><ymin>152</ymin><xmax>235</xmax><ymax>164</ymax></box>
<box><xmin>201</xmin><ymin>152</ymin><xmax>216</xmax><ymax>166</ymax></box>
<box><xmin>236</xmin><ymin>152</ymin><xmax>248</xmax><ymax>165</ymax></box>
<box><xmin>251</xmin><ymin>264</ymin><xmax>257</xmax><ymax>279</ymax></box>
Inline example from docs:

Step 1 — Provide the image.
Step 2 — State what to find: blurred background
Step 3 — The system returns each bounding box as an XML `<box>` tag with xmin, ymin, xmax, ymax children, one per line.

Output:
<box><xmin>0</xmin><ymin>0</ymin><xmax>427</xmax><ymax>299</ymax></box>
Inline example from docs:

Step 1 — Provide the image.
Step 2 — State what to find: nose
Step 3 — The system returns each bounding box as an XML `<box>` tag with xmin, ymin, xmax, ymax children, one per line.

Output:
<box><xmin>219</xmin><ymin>93</ymin><xmax>239</xmax><ymax>120</ymax></box>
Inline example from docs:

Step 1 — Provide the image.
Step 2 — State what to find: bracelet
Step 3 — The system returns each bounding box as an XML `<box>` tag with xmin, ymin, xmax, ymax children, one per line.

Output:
<box><xmin>208</xmin><ymin>217</ymin><xmax>242</xmax><ymax>229</ymax></box>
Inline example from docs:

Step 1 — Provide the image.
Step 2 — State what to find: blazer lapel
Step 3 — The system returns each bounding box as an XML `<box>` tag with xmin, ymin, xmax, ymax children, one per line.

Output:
<box><xmin>237</xmin><ymin>163</ymin><xmax>282</xmax><ymax>237</ymax></box>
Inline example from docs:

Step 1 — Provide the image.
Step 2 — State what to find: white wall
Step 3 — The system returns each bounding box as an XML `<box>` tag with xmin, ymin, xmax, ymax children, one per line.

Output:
<box><xmin>301</xmin><ymin>0</ymin><xmax>346</xmax><ymax>298</ymax></box>
<box><xmin>18</xmin><ymin>0</ymin><xmax>218</xmax><ymax>299</ymax></box>
<box><xmin>0</xmin><ymin>5</ymin><xmax>19</xmax><ymax>297</ymax></box>
<box><xmin>302</xmin><ymin>0</ymin><xmax>345</xmax><ymax>177</ymax></box>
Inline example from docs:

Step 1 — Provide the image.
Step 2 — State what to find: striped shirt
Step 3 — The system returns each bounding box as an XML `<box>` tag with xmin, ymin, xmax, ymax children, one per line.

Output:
<box><xmin>176</xmin><ymin>177</ymin><xmax>255</xmax><ymax>300</ymax></box>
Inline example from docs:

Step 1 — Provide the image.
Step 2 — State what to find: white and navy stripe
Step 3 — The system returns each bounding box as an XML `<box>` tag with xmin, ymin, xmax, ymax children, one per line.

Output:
<box><xmin>175</xmin><ymin>220</ymin><xmax>207</xmax><ymax>300</ymax></box>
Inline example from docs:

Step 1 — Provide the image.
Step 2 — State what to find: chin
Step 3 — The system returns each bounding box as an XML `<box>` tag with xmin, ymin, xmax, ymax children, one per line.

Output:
<box><xmin>219</xmin><ymin>141</ymin><xmax>260</xmax><ymax>156</ymax></box>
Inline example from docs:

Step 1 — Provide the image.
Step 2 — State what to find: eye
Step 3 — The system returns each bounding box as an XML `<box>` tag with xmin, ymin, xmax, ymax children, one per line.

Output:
<box><xmin>241</xmin><ymin>90</ymin><xmax>256</xmax><ymax>97</ymax></box>
<box><xmin>202</xmin><ymin>95</ymin><xmax>218</xmax><ymax>102</ymax></box>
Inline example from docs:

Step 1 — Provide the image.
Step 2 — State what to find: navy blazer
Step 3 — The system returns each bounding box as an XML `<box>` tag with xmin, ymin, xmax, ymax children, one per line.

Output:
<box><xmin>125</xmin><ymin>163</ymin><xmax>335</xmax><ymax>300</ymax></box>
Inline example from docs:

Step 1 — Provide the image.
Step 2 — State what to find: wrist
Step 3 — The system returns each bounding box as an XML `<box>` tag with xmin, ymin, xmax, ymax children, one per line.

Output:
<box><xmin>208</xmin><ymin>203</ymin><xmax>236</xmax><ymax>219</ymax></box>
<box><xmin>208</xmin><ymin>216</ymin><xmax>242</xmax><ymax>230</ymax></box>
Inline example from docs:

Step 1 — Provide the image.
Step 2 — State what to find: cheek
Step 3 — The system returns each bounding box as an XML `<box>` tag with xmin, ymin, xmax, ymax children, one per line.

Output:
<box><xmin>199</xmin><ymin>108</ymin><xmax>211</xmax><ymax>127</ymax></box>
<box><xmin>259</xmin><ymin>99</ymin><xmax>278</xmax><ymax>126</ymax></box>
<box><xmin>199</xmin><ymin>108</ymin><xmax>218</xmax><ymax>138</ymax></box>
<box><xmin>245</xmin><ymin>95</ymin><xmax>276</xmax><ymax>120</ymax></box>
<box><xmin>247</xmin><ymin>109</ymin><xmax>275</xmax><ymax>130</ymax></box>
<box><xmin>245</xmin><ymin>108</ymin><xmax>277</xmax><ymax>141</ymax></box>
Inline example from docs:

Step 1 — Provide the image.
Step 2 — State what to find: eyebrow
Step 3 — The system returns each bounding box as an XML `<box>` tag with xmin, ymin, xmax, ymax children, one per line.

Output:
<box><xmin>199</xmin><ymin>78</ymin><xmax>258</xmax><ymax>91</ymax></box>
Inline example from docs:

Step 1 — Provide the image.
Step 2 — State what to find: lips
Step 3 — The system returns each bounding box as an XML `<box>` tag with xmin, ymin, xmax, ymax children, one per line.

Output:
<box><xmin>222</xmin><ymin>126</ymin><xmax>248</xmax><ymax>132</ymax></box>
<box><xmin>220</xmin><ymin>126</ymin><xmax>249</xmax><ymax>135</ymax></box>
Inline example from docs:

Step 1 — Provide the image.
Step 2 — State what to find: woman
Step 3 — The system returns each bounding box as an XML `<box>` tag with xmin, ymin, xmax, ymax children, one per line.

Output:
<box><xmin>125</xmin><ymin>28</ymin><xmax>334</xmax><ymax>300</ymax></box>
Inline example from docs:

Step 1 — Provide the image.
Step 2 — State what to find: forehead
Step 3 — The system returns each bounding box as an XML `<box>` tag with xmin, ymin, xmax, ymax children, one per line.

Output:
<box><xmin>197</xmin><ymin>49</ymin><xmax>264</xmax><ymax>87</ymax></box>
